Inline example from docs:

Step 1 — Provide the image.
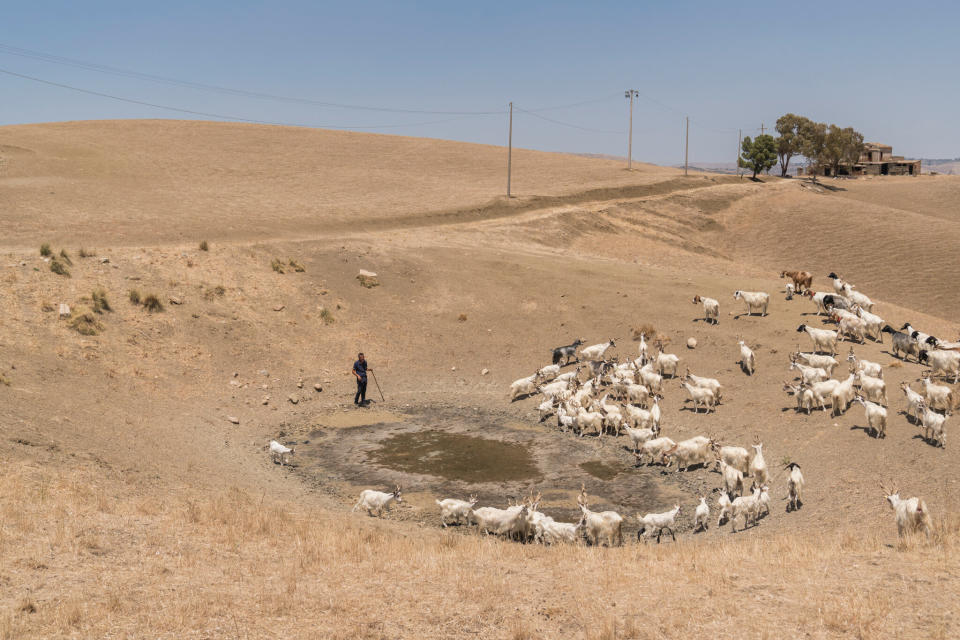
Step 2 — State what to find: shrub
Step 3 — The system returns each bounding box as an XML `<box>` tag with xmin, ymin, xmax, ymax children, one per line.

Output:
<box><xmin>289</xmin><ymin>259</ymin><xmax>305</xmax><ymax>272</ymax></box>
<box><xmin>458</xmin><ymin>313</ymin><xmax>467</xmax><ymax>322</ymax></box>
<box><xmin>91</xmin><ymin>289</ymin><xmax>111</xmax><ymax>313</ymax></box>
<box><xmin>41</xmin><ymin>301</ymin><xmax>55</xmax><ymax>312</ymax></box>
<box><xmin>632</xmin><ymin>323</ymin><xmax>656</xmax><ymax>341</ymax></box>
<box><xmin>0</xmin><ymin>373</ymin><xmax>9</xmax><ymax>386</ymax></box>
<box><xmin>271</xmin><ymin>258</ymin><xmax>285</xmax><ymax>274</ymax></box>
<box><xmin>68</xmin><ymin>308</ymin><xmax>103</xmax><ymax>335</ymax></box>
<box><xmin>40</xmin><ymin>243</ymin><xmax>51</xmax><ymax>257</ymax></box>
<box><xmin>49</xmin><ymin>258</ymin><xmax>70</xmax><ymax>277</ymax></box>
<box><xmin>128</xmin><ymin>290</ymin><xmax>141</xmax><ymax>305</ymax></box>
<box><xmin>142</xmin><ymin>294</ymin><xmax>164</xmax><ymax>312</ymax></box>
<box><xmin>59</xmin><ymin>249</ymin><xmax>73</xmax><ymax>266</ymax></box>
<box><xmin>199</xmin><ymin>240</ymin><xmax>209</xmax><ymax>252</ymax></box>
<box><xmin>320</xmin><ymin>307</ymin><xmax>335</xmax><ymax>325</ymax></box>
<box><xmin>78</xmin><ymin>247</ymin><xmax>93</xmax><ymax>258</ymax></box>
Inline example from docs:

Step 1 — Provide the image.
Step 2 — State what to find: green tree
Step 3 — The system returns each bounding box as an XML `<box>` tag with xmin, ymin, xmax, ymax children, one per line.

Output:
<box><xmin>738</xmin><ymin>134</ymin><xmax>777</xmax><ymax>179</ymax></box>
<box><xmin>799</xmin><ymin>120</ymin><xmax>827</xmax><ymax>179</ymax></box>
<box><xmin>775</xmin><ymin>113</ymin><xmax>812</xmax><ymax>177</ymax></box>
<box><xmin>821</xmin><ymin>125</ymin><xmax>865</xmax><ymax>177</ymax></box>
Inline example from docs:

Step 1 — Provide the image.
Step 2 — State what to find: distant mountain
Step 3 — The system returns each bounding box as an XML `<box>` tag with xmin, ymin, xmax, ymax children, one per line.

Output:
<box><xmin>917</xmin><ymin>158</ymin><xmax>960</xmax><ymax>175</ymax></box>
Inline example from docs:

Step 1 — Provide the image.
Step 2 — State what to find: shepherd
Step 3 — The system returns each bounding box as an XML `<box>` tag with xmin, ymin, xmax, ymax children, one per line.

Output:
<box><xmin>352</xmin><ymin>352</ymin><xmax>372</xmax><ymax>406</ymax></box>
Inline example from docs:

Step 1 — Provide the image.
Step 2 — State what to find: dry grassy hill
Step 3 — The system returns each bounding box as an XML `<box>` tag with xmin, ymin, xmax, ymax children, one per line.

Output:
<box><xmin>1</xmin><ymin>120</ymin><xmax>960</xmax><ymax>639</ymax></box>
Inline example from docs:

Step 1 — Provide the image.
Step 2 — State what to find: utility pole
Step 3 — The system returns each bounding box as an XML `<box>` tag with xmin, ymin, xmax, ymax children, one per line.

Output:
<box><xmin>625</xmin><ymin>89</ymin><xmax>638</xmax><ymax>170</ymax></box>
<box><xmin>684</xmin><ymin>116</ymin><xmax>689</xmax><ymax>176</ymax></box>
<box><xmin>760</xmin><ymin>122</ymin><xmax>766</xmax><ymax>135</ymax></box>
<box><xmin>737</xmin><ymin>128</ymin><xmax>742</xmax><ymax>179</ymax></box>
<box><xmin>506</xmin><ymin>102</ymin><xmax>513</xmax><ymax>198</ymax></box>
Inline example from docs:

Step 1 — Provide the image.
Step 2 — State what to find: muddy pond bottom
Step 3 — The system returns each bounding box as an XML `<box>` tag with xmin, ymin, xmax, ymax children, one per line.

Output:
<box><xmin>368</xmin><ymin>430</ymin><xmax>541</xmax><ymax>483</ymax></box>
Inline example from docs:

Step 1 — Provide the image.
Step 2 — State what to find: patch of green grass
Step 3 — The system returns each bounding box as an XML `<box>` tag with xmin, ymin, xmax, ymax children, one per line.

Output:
<box><xmin>58</xmin><ymin>249</ymin><xmax>73</xmax><ymax>266</ymax></box>
<box><xmin>142</xmin><ymin>293</ymin><xmax>164</xmax><ymax>312</ymax></box>
<box><xmin>128</xmin><ymin>289</ymin><xmax>141</xmax><ymax>305</ymax></box>
<box><xmin>289</xmin><ymin>259</ymin><xmax>305</xmax><ymax>273</ymax></box>
<box><xmin>40</xmin><ymin>243</ymin><xmax>51</xmax><ymax>257</ymax></box>
<box><xmin>271</xmin><ymin>258</ymin><xmax>285</xmax><ymax>274</ymax></box>
<box><xmin>91</xmin><ymin>289</ymin><xmax>111</xmax><ymax>313</ymax></box>
<box><xmin>49</xmin><ymin>258</ymin><xmax>71</xmax><ymax>277</ymax></box>
<box><xmin>199</xmin><ymin>240</ymin><xmax>209</xmax><ymax>252</ymax></box>
<box><xmin>67</xmin><ymin>308</ymin><xmax>103</xmax><ymax>335</ymax></box>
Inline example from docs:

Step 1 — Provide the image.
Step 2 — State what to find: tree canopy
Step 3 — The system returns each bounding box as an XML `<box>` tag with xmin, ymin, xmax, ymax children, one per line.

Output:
<box><xmin>738</xmin><ymin>134</ymin><xmax>777</xmax><ymax>179</ymax></box>
<box><xmin>772</xmin><ymin>115</ymin><xmax>863</xmax><ymax>179</ymax></box>
<box><xmin>774</xmin><ymin>114</ymin><xmax>812</xmax><ymax>177</ymax></box>
<box><xmin>821</xmin><ymin>125</ymin><xmax>865</xmax><ymax>178</ymax></box>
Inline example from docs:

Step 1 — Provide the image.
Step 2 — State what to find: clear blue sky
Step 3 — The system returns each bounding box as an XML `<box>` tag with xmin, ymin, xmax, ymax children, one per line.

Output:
<box><xmin>2</xmin><ymin>1</ymin><xmax>957</xmax><ymax>164</ymax></box>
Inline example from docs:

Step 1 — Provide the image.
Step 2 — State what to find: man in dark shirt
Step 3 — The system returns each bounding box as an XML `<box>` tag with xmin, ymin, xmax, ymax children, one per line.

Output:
<box><xmin>352</xmin><ymin>352</ymin><xmax>371</xmax><ymax>406</ymax></box>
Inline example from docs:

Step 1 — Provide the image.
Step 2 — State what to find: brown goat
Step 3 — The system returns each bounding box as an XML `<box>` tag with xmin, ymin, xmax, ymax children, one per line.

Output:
<box><xmin>780</xmin><ymin>270</ymin><xmax>813</xmax><ymax>293</ymax></box>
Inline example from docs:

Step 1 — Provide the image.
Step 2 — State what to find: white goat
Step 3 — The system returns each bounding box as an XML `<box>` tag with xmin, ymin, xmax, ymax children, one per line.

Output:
<box><xmin>624</xmin><ymin>382</ymin><xmax>651</xmax><ymax>407</ymax></box>
<box><xmin>847</xmin><ymin>348</ymin><xmax>882</xmax><ymax>378</ymax></box>
<box><xmin>785</xmin><ymin>462</ymin><xmax>804</xmax><ymax>512</ymax></box>
<box><xmin>680</xmin><ymin>380</ymin><xmax>717</xmax><ymax>413</ymax></box>
<box><xmin>738</xmin><ymin>339</ymin><xmax>756</xmax><ymax>375</ymax></box>
<box><xmin>881</xmin><ymin>483</ymin><xmax>934</xmax><ymax>539</ymax></box>
<box><xmin>536</xmin><ymin>363</ymin><xmax>561</xmax><ymax>382</ymax></box>
<box><xmin>797</xmin><ymin>324</ymin><xmax>838</xmax><ymax>355</ymax></box>
<box><xmin>837</xmin><ymin>314</ymin><xmax>867</xmax><ymax>343</ymax></box>
<box><xmin>654</xmin><ymin>346</ymin><xmax>680</xmax><ymax>378</ymax></box>
<box><xmin>472</xmin><ymin>504</ymin><xmax>528</xmax><ymax>537</ymax></box>
<box><xmin>716</xmin><ymin>493</ymin><xmax>733</xmax><ymax>526</ymax></box>
<box><xmin>919</xmin><ymin>349</ymin><xmax>960</xmax><ymax>384</ymax></box>
<box><xmin>733</xmin><ymin>290</ymin><xmax>770</xmax><ymax>316</ymax></box>
<box><xmin>901</xmin><ymin>382</ymin><xmax>925</xmax><ymax>423</ymax></box>
<box><xmin>749</xmin><ymin>438</ymin><xmax>768</xmax><ymax>489</ymax></box>
<box><xmin>714</xmin><ymin>444</ymin><xmax>750</xmax><ymax>475</ymax></box>
<box><xmin>580</xmin><ymin>339</ymin><xmax>616</xmax><ymax>362</ymax></box>
<box><xmin>918</xmin><ymin>403</ymin><xmax>949</xmax><ymax>448</ymax></box>
<box><xmin>575</xmin><ymin>406</ymin><xmax>605</xmax><ymax>438</ymax></box>
<box><xmin>790</xmin><ymin>360</ymin><xmax>828</xmax><ymax>384</ymax></box>
<box><xmin>637</xmin><ymin>504</ymin><xmax>681</xmax><ymax>543</ymax></box>
<box><xmin>576</xmin><ymin>487</ymin><xmax>623</xmax><ymax>547</ymax></box>
<box><xmin>622</xmin><ymin>424</ymin><xmax>659</xmax><ymax>453</ymax></box>
<box><xmin>635</xmin><ymin>436</ymin><xmax>676</xmax><ymax>466</ymax></box>
<box><xmin>792</xmin><ymin>350</ymin><xmax>839</xmax><ymax>376</ymax></box>
<box><xmin>638</xmin><ymin>362</ymin><xmax>664</xmax><ymax>393</ymax></box>
<box><xmin>783</xmin><ymin>381</ymin><xmax>815</xmax><ymax>414</ymax></box>
<box><xmin>854</xmin><ymin>370</ymin><xmax>887</xmax><ymax>405</ymax></box>
<box><xmin>830</xmin><ymin>373</ymin><xmax>858</xmax><ymax>416</ymax></box>
<box><xmin>729</xmin><ymin>488</ymin><xmax>762</xmax><ymax>532</ymax></box>
<box><xmin>854</xmin><ymin>306</ymin><xmax>885</xmax><ymax>341</ymax></box>
<box><xmin>692</xmin><ymin>295</ymin><xmax>719</xmax><ymax>324</ymax></box>
<box><xmin>436</xmin><ymin>495</ymin><xmax>478</xmax><ymax>527</ymax></box>
<box><xmin>661</xmin><ymin>436</ymin><xmax>715</xmax><ymax>471</ymax></box>
<box><xmin>694</xmin><ymin>496</ymin><xmax>710</xmax><ymax>532</ymax></box>
<box><xmin>719</xmin><ymin>459</ymin><xmax>744</xmax><ymax>497</ymax></box>
<box><xmin>842</xmin><ymin>283</ymin><xmax>873</xmax><ymax>311</ymax></box>
<box><xmin>509</xmin><ymin>373</ymin><xmax>539</xmax><ymax>401</ymax></box>
<box><xmin>853</xmin><ymin>395</ymin><xmax>888</xmax><ymax>438</ymax></box>
<box><xmin>352</xmin><ymin>486</ymin><xmax>403</xmax><ymax>517</ymax></box>
<box><xmin>919</xmin><ymin>375</ymin><xmax>954</xmax><ymax>412</ymax></box>
<box><xmin>683</xmin><ymin>369</ymin><xmax>724</xmax><ymax>402</ymax></box>
<box><xmin>269</xmin><ymin>440</ymin><xmax>295</xmax><ymax>466</ymax></box>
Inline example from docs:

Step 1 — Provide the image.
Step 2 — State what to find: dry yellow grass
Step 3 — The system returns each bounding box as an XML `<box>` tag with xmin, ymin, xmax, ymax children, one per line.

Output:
<box><xmin>0</xmin><ymin>458</ymin><xmax>956</xmax><ymax>639</ymax></box>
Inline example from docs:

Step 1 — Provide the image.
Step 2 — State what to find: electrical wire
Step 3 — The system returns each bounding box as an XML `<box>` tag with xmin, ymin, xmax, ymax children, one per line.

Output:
<box><xmin>514</xmin><ymin>106</ymin><xmax>622</xmax><ymax>134</ymax></box>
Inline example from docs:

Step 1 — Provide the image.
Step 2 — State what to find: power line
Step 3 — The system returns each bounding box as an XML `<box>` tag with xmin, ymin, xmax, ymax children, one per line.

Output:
<box><xmin>513</xmin><ymin>106</ymin><xmax>622</xmax><ymax>134</ymax></box>
<box><xmin>0</xmin><ymin>67</ymin><xmax>496</xmax><ymax>130</ymax></box>
<box><xmin>0</xmin><ymin>42</ymin><xmax>506</xmax><ymax>115</ymax></box>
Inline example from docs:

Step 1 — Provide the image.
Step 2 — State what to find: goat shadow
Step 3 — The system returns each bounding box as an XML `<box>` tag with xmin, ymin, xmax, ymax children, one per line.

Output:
<box><xmin>732</xmin><ymin>312</ymin><xmax>768</xmax><ymax>320</ymax></box>
<box><xmin>692</xmin><ymin>318</ymin><xmax>719</xmax><ymax>325</ymax></box>
<box><xmin>911</xmin><ymin>433</ymin><xmax>944</xmax><ymax>449</ymax></box>
<box><xmin>849</xmin><ymin>424</ymin><xmax>883</xmax><ymax>439</ymax></box>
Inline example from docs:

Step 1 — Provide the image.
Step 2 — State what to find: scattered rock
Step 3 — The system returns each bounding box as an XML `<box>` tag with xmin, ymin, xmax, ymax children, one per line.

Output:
<box><xmin>169</xmin><ymin>296</ymin><xmax>183</xmax><ymax>305</ymax></box>
<box><xmin>262</xmin><ymin>396</ymin><xmax>270</xmax><ymax>405</ymax></box>
<box><xmin>451</xmin><ymin>366</ymin><xmax>457</xmax><ymax>372</ymax></box>
<box><xmin>357</xmin><ymin>270</ymin><xmax>380</xmax><ymax>288</ymax></box>
<box><xmin>259</xmin><ymin>370</ymin><xmax>269</xmax><ymax>377</ymax></box>
<box><xmin>687</xmin><ymin>337</ymin><xmax>697</xmax><ymax>349</ymax></box>
<box><xmin>481</xmin><ymin>368</ymin><xmax>490</xmax><ymax>375</ymax></box>
<box><xmin>58</xmin><ymin>303</ymin><xmax>71</xmax><ymax>318</ymax></box>
<box><xmin>288</xmin><ymin>395</ymin><xmax>299</xmax><ymax>405</ymax></box>
<box><xmin>229</xmin><ymin>380</ymin><xmax>240</xmax><ymax>387</ymax></box>
<box><xmin>314</xmin><ymin>383</ymin><xmax>322</xmax><ymax>392</ymax></box>
<box><xmin>227</xmin><ymin>416</ymin><xmax>240</xmax><ymax>424</ymax></box>
<box><xmin>273</xmin><ymin>305</ymin><xmax>285</xmax><ymax>312</ymax></box>
<box><xmin>100</xmin><ymin>257</ymin><xmax>110</xmax><ymax>264</ymax></box>
<box><xmin>233</xmin><ymin>372</ymin><xmax>239</xmax><ymax>377</ymax></box>
<box><xmin>297</xmin><ymin>377</ymin><xmax>304</xmax><ymax>389</ymax></box>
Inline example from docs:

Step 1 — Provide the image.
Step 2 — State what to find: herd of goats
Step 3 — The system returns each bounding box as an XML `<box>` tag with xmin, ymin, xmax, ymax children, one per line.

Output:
<box><xmin>317</xmin><ymin>270</ymin><xmax>953</xmax><ymax>545</ymax></box>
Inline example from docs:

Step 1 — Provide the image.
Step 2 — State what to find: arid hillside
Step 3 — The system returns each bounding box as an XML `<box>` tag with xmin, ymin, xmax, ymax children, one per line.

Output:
<box><xmin>1</xmin><ymin>121</ymin><xmax>959</xmax><ymax>639</ymax></box>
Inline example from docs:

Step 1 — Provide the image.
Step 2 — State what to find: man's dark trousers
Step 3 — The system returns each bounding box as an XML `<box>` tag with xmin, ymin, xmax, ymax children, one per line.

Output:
<box><xmin>355</xmin><ymin>378</ymin><xmax>367</xmax><ymax>404</ymax></box>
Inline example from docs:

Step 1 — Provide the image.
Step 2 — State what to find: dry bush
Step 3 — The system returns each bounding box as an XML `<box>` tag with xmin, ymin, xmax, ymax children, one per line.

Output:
<box><xmin>271</xmin><ymin>258</ymin><xmax>286</xmax><ymax>274</ymax></box>
<box><xmin>289</xmin><ymin>258</ymin><xmax>306</xmax><ymax>272</ymax></box>
<box><xmin>204</xmin><ymin>284</ymin><xmax>226</xmax><ymax>300</ymax></box>
<box><xmin>320</xmin><ymin>307</ymin><xmax>335</xmax><ymax>325</ymax></box>
<box><xmin>888</xmin><ymin>361</ymin><xmax>903</xmax><ymax>368</ymax></box>
<box><xmin>632</xmin><ymin>323</ymin><xmax>656</xmax><ymax>341</ymax></box>
<box><xmin>67</xmin><ymin>308</ymin><xmax>103</xmax><ymax>335</ymax></box>
<box><xmin>0</xmin><ymin>373</ymin><xmax>9</xmax><ymax>386</ymax></box>
<box><xmin>91</xmin><ymin>289</ymin><xmax>111</xmax><ymax>313</ymax></box>
<box><xmin>142</xmin><ymin>294</ymin><xmax>164</xmax><ymax>312</ymax></box>
<box><xmin>40</xmin><ymin>243</ymin><xmax>52</xmax><ymax>257</ymax></box>
<box><xmin>458</xmin><ymin>313</ymin><xmax>467</xmax><ymax>322</ymax></box>
<box><xmin>199</xmin><ymin>239</ymin><xmax>209</xmax><ymax>251</ymax></box>
<box><xmin>41</xmin><ymin>301</ymin><xmax>55</xmax><ymax>312</ymax></box>
<box><xmin>128</xmin><ymin>289</ymin><xmax>141</xmax><ymax>305</ymax></box>
<box><xmin>357</xmin><ymin>274</ymin><xmax>380</xmax><ymax>288</ymax></box>
<box><xmin>59</xmin><ymin>248</ymin><xmax>73</xmax><ymax>266</ymax></box>
<box><xmin>78</xmin><ymin>247</ymin><xmax>93</xmax><ymax>258</ymax></box>
<box><xmin>49</xmin><ymin>258</ymin><xmax>70</xmax><ymax>277</ymax></box>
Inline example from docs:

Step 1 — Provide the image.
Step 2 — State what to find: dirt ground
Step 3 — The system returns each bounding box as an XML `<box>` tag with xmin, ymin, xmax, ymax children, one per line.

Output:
<box><xmin>2</xmin><ymin>120</ymin><xmax>960</xmax><ymax>638</ymax></box>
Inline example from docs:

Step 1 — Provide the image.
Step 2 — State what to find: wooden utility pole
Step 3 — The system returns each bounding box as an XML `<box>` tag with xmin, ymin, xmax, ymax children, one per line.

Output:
<box><xmin>684</xmin><ymin>116</ymin><xmax>689</xmax><ymax>176</ymax></box>
<box><xmin>737</xmin><ymin>128</ymin><xmax>742</xmax><ymax>179</ymax></box>
<box><xmin>625</xmin><ymin>89</ymin><xmax>638</xmax><ymax>170</ymax></box>
<box><xmin>506</xmin><ymin>102</ymin><xmax>513</xmax><ymax>197</ymax></box>
<box><xmin>760</xmin><ymin>122</ymin><xmax>766</xmax><ymax>135</ymax></box>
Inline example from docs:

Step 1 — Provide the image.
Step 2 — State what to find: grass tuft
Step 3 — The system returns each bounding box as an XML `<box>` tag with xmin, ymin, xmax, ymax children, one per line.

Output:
<box><xmin>199</xmin><ymin>240</ymin><xmax>209</xmax><ymax>252</ymax></box>
<box><xmin>142</xmin><ymin>294</ymin><xmax>164</xmax><ymax>313</ymax></box>
<box><xmin>67</xmin><ymin>308</ymin><xmax>103</xmax><ymax>335</ymax></box>
<box><xmin>0</xmin><ymin>373</ymin><xmax>10</xmax><ymax>386</ymax></box>
<box><xmin>271</xmin><ymin>258</ymin><xmax>286</xmax><ymax>274</ymax></box>
<box><xmin>632</xmin><ymin>323</ymin><xmax>656</xmax><ymax>341</ymax></box>
<box><xmin>458</xmin><ymin>313</ymin><xmax>467</xmax><ymax>322</ymax></box>
<box><xmin>41</xmin><ymin>301</ymin><xmax>55</xmax><ymax>312</ymax></box>
<box><xmin>320</xmin><ymin>307</ymin><xmax>335</xmax><ymax>325</ymax></box>
<box><xmin>91</xmin><ymin>289</ymin><xmax>112</xmax><ymax>313</ymax></box>
<box><xmin>59</xmin><ymin>249</ymin><xmax>73</xmax><ymax>266</ymax></box>
<box><xmin>128</xmin><ymin>289</ymin><xmax>141</xmax><ymax>305</ymax></box>
<box><xmin>50</xmin><ymin>258</ymin><xmax>71</xmax><ymax>277</ymax></box>
<box><xmin>78</xmin><ymin>247</ymin><xmax>93</xmax><ymax>258</ymax></box>
<box><xmin>40</xmin><ymin>243</ymin><xmax>52</xmax><ymax>257</ymax></box>
<box><xmin>289</xmin><ymin>258</ymin><xmax>305</xmax><ymax>272</ymax></box>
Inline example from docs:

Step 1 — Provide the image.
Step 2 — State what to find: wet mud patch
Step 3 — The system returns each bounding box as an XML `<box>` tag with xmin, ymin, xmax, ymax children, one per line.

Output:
<box><xmin>293</xmin><ymin>405</ymin><xmax>693</xmax><ymax>535</ymax></box>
